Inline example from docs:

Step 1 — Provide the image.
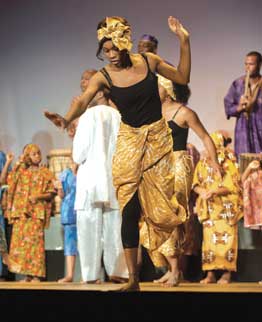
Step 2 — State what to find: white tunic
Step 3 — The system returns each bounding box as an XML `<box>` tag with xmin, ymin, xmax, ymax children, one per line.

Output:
<box><xmin>73</xmin><ymin>105</ymin><xmax>128</xmax><ymax>282</ymax></box>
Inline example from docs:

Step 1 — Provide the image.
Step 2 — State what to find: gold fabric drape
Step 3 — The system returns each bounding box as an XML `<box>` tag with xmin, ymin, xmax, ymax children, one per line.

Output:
<box><xmin>172</xmin><ymin>150</ymin><xmax>193</xmax><ymax>216</ymax></box>
<box><xmin>112</xmin><ymin>118</ymin><xmax>186</xmax><ymax>267</ymax></box>
<box><xmin>172</xmin><ymin>150</ymin><xmax>201</xmax><ymax>256</ymax></box>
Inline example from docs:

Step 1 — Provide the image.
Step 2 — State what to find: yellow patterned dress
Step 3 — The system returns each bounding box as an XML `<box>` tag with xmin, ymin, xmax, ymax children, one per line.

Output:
<box><xmin>113</xmin><ymin>118</ymin><xmax>187</xmax><ymax>267</ymax></box>
<box><xmin>192</xmin><ymin>132</ymin><xmax>243</xmax><ymax>272</ymax></box>
<box><xmin>6</xmin><ymin>162</ymin><xmax>55</xmax><ymax>277</ymax></box>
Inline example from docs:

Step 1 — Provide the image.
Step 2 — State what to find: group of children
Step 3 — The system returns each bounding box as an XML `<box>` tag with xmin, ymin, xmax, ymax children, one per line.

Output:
<box><xmin>0</xmin><ymin>65</ymin><xmax>261</xmax><ymax>285</ymax></box>
<box><xmin>1</xmin><ymin>66</ymin><xmax>261</xmax><ymax>286</ymax></box>
<box><xmin>0</xmin><ymin>134</ymin><xmax>261</xmax><ymax>284</ymax></box>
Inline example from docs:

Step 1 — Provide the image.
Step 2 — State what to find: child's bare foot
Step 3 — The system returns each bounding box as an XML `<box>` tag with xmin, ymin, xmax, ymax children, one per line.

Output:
<box><xmin>217</xmin><ymin>272</ymin><xmax>231</xmax><ymax>284</ymax></box>
<box><xmin>200</xmin><ymin>276</ymin><xmax>216</xmax><ymax>284</ymax></box>
<box><xmin>58</xmin><ymin>276</ymin><xmax>73</xmax><ymax>283</ymax></box>
<box><xmin>31</xmin><ymin>277</ymin><xmax>41</xmax><ymax>283</ymax></box>
<box><xmin>153</xmin><ymin>270</ymin><xmax>171</xmax><ymax>284</ymax></box>
<box><xmin>200</xmin><ymin>272</ymin><xmax>216</xmax><ymax>284</ymax></box>
<box><xmin>19</xmin><ymin>276</ymin><xmax>32</xmax><ymax>282</ymax></box>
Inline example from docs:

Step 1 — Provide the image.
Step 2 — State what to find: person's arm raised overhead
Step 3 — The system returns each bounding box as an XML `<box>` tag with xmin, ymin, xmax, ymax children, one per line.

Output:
<box><xmin>153</xmin><ymin>16</ymin><xmax>191</xmax><ymax>85</ymax></box>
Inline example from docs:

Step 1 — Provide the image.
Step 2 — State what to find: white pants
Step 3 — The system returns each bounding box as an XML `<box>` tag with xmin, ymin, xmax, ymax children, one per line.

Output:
<box><xmin>77</xmin><ymin>206</ymin><xmax>128</xmax><ymax>282</ymax></box>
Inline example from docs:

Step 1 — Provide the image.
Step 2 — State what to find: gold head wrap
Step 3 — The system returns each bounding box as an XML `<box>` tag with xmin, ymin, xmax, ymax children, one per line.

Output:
<box><xmin>157</xmin><ymin>75</ymin><xmax>176</xmax><ymax>100</ymax></box>
<box><xmin>97</xmin><ymin>17</ymin><xmax>133</xmax><ymax>51</ymax></box>
<box><xmin>23</xmin><ymin>144</ymin><xmax>40</xmax><ymax>157</ymax></box>
<box><xmin>210</xmin><ymin>131</ymin><xmax>227</xmax><ymax>164</ymax></box>
<box><xmin>23</xmin><ymin>144</ymin><xmax>41</xmax><ymax>165</ymax></box>
<box><xmin>210</xmin><ymin>131</ymin><xmax>224</xmax><ymax>150</ymax></box>
<box><xmin>210</xmin><ymin>130</ymin><xmax>237</xmax><ymax>164</ymax></box>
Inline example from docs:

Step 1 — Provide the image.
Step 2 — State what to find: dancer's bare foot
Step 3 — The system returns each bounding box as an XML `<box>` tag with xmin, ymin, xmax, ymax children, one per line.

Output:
<box><xmin>118</xmin><ymin>273</ymin><xmax>140</xmax><ymax>292</ymax></box>
<box><xmin>58</xmin><ymin>276</ymin><xmax>73</xmax><ymax>283</ymax></box>
<box><xmin>200</xmin><ymin>272</ymin><xmax>216</xmax><ymax>284</ymax></box>
<box><xmin>162</xmin><ymin>271</ymin><xmax>180</xmax><ymax>287</ymax></box>
<box><xmin>119</xmin><ymin>280</ymin><xmax>140</xmax><ymax>292</ymax></box>
<box><xmin>217</xmin><ymin>272</ymin><xmax>231</xmax><ymax>284</ymax></box>
<box><xmin>153</xmin><ymin>270</ymin><xmax>171</xmax><ymax>284</ymax></box>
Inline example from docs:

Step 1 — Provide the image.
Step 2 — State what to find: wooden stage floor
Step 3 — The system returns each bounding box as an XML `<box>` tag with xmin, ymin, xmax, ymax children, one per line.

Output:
<box><xmin>1</xmin><ymin>280</ymin><xmax>262</xmax><ymax>293</ymax></box>
<box><xmin>1</xmin><ymin>281</ymin><xmax>262</xmax><ymax>321</ymax></box>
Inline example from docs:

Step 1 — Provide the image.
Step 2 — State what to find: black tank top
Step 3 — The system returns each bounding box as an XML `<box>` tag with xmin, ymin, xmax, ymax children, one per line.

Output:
<box><xmin>168</xmin><ymin>105</ymin><xmax>189</xmax><ymax>151</ymax></box>
<box><xmin>100</xmin><ymin>54</ymin><xmax>162</xmax><ymax>128</ymax></box>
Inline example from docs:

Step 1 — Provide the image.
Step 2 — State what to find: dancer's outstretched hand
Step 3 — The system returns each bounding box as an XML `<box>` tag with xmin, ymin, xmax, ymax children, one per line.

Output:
<box><xmin>44</xmin><ymin>110</ymin><xmax>68</xmax><ymax>129</ymax></box>
<box><xmin>168</xmin><ymin>16</ymin><xmax>189</xmax><ymax>41</ymax></box>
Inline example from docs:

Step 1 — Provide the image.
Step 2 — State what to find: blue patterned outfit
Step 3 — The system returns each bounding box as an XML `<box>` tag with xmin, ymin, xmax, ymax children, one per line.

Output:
<box><xmin>59</xmin><ymin>168</ymin><xmax>77</xmax><ymax>256</ymax></box>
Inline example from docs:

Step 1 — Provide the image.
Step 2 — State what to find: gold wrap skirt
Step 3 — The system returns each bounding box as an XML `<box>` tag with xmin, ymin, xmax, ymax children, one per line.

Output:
<box><xmin>173</xmin><ymin>151</ymin><xmax>201</xmax><ymax>255</ymax></box>
<box><xmin>172</xmin><ymin>150</ymin><xmax>193</xmax><ymax>215</ymax></box>
<box><xmin>112</xmin><ymin>117</ymin><xmax>186</xmax><ymax>267</ymax></box>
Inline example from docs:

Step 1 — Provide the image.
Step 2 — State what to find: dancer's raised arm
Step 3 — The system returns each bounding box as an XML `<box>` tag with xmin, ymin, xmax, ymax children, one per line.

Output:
<box><xmin>149</xmin><ymin>16</ymin><xmax>191</xmax><ymax>84</ymax></box>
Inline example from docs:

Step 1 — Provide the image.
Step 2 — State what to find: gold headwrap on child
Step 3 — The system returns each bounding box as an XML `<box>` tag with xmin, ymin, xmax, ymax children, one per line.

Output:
<box><xmin>23</xmin><ymin>144</ymin><xmax>39</xmax><ymax>156</ymax></box>
<box><xmin>210</xmin><ymin>131</ymin><xmax>224</xmax><ymax>150</ymax></box>
<box><xmin>97</xmin><ymin>17</ymin><xmax>133</xmax><ymax>51</ymax></box>
<box><xmin>210</xmin><ymin>131</ymin><xmax>226</xmax><ymax>164</ymax></box>
<box><xmin>157</xmin><ymin>75</ymin><xmax>176</xmax><ymax>100</ymax></box>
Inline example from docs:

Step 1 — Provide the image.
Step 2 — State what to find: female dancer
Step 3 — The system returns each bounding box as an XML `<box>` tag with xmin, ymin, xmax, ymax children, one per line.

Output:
<box><xmin>45</xmin><ymin>15</ymin><xmax>192</xmax><ymax>291</ymax></box>
<box><xmin>148</xmin><ymin>78</ymin><xmax>219</xmax><ymax>284</ymax></box>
